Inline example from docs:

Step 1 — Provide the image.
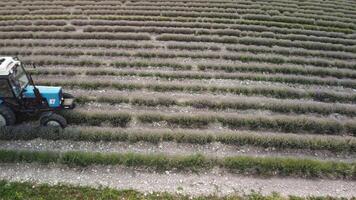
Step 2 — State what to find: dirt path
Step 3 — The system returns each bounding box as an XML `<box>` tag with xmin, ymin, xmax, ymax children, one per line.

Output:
<box><xmin>0</xmin><ymin>139</ymin><xmax>354</xmax><ymax>162</ymax></box>
<box><xmin>0</xmin><ymin>163</ymin><xmax>355</xmax><ymax>198</ymax></box>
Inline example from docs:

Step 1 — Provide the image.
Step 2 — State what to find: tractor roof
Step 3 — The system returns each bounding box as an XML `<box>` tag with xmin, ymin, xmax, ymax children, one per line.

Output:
<box><xmin>0</xmin><ymin>57</ymin><xmax>19</xmax><ymax>76</ymax></box>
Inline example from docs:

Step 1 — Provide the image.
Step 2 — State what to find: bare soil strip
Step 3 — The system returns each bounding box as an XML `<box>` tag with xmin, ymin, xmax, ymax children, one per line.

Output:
<box><xmin>0</xmin><ymin>139</ymin><xmax>354</xmax><ymax>162</ymax></box>
<box><xmin>0</xmin><ymin>163</ymin><xmax>355</xmax><ymax>197</ymax></box>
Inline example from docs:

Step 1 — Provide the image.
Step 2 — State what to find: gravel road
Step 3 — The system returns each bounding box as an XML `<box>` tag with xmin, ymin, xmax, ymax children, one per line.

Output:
<box><xmin>0</xmin><ymin>163</ymin><xmax>355</xmax><ymax>198</ymax></box>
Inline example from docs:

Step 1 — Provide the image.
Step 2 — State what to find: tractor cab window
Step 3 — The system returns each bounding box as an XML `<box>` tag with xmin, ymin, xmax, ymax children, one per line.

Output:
<box><xmin>0</xmin><ymin>79</ymin><xmax>13</xmax><ymax>98</ymax></box>
<box><xmin>9</xmin><ymin>63</ymin><xmax>29</xmax><ymax>97</ymax></box>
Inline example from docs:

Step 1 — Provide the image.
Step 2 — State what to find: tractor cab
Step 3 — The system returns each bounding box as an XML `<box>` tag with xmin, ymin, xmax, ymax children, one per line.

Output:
<box><xmin>0</xmin><ymin>57</ymin><xmax>75</xmax><ymax>128</ymax></box>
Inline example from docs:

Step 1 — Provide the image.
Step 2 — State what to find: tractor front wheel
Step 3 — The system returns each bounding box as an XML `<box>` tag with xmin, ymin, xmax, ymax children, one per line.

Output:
<box><xmin>0</xmin><ymin>105</ymin><xmax>16</xmax><ymax>126</ymax></box>
<box><xmin>40</xmin><ymin>113</ymin><xmax>67</xmax><ymax>128</ymax></box>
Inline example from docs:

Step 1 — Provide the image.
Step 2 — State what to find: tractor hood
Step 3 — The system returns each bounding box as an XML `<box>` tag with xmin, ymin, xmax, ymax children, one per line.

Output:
<box><xmin>23</xmin><ymin>85</ymin><xmax>62</xmax><ymax>108</ymax></box>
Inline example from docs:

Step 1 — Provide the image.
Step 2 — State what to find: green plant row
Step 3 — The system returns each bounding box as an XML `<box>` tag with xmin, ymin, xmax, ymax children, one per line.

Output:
<box><xmin>72</xmin><ymin>93</ymin><xmax>356</xmax><ymax>117</ymax></box>
<box><xmin>60</xmin><ymin>111</ymin><xmax>132</xmax><ymax>127</ymax></box>
<box><xmin>0</xmin><ymin>149</ymin><xmax>354</xmax><ymax>179</ymax></box>
<box><xmin>38</xmin><ymin>80</ymin><xmax>356</xmax><ymax>104</ymax></box>
<box><xmin>32</xmin><ymin>67</ymin><xmax>356</xmax><ymax>89</ymax></box>
<box><xmin>1</xmin><ymin>180</ymin><xmax>328</xmax><ymax>200</ymax></box>
<box><xmin>1</xmin><ymin>126</ymin><xmax>355</xmax><ymax>153</ymax></box>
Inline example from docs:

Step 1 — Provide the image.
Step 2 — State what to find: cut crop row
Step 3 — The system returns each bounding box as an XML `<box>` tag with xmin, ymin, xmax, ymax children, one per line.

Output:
<box><xmin>0</xmin><ymin>14</ymin><xmax>351</xmax><ymax>35</ymax></box>
<box><xmin>226</xmin><ymin>45</ymin><xmax>356</xmax><ymax>61</ymax></box>
<box><xmin>23</xmin><ymin>56</ymin><xmax>356</xmax><ymax>80</ymax></box>
<box><xmin>84</xmin><ymin>6</ymin><xmax>355</xmax><ymax>30</ymax></box>
<box><xmin>80</xmin><ymin>5</ymin><xmax>263</xmax><ymax>15</ymax></box>
<box><xmin>7</xmin><ymin>0</ymin><xmax>123</xmax><ymax>7</ymax></box>
<box><xmin>83</xmin><ymin>25</ymin><xmax>356</xmax><ymax>46</ymax></box>
<box><xmin>13</xmin><ymin>48</ymin><xmax>355</xmax><ymax>70</ymax></box>
<box><xmin>33</xmin><ymin>68</ymin><xmax>356</xmax><ymax>89</ymax></box>
<box><xmin>126</xmin><ymin>0</ymin><xmax>356</xmax><ymax>21</ymax></box>
<box><xmin>90</xmin><ymin>4</ymin><xmax>356</xmax><ymax>25</ymax></box>
<box><xmin>1</xmin><ymin>126</ymin><xmax>355</xmax><ymax>153</ymax></box>
<box><xmin>0</xmin><ymin>32</ymin><xmax>151</xmax><ymax>40</ymax></box>
<box><xmin>27</xmin><ymin>59</ymin><xmax>191</xmax><ymax>70</ymax></box>
<box><xmin>38</xmin><ymin>80</ymin><xmax>356</xmax><ymax>104</ymax></box>
<box><xmin>198</xmin><ymin>63</ymin><xmax>356</xmax><ymax>80</ymax></box>
<box><xmin>0</xmin><ymin>9</ymin><xmax>71</xmax><ymax>15</ymax></box>
<box><xmin>0</xmin><ymin>40</ymin><xmax>159</xmax><ymax>50</ymax></box>
<box><xmin>1</xmin><ymin>149</ymin><xmax>354</xmax><ymax>179</ymax></box>
<box><xmin>157</xmin><ymin>34</ymin><xmax>356</xmax><ymax>53</ymax></box>
<box><xmin>241</xmin><ymin>14</ymin><xmax>356</xmax><ymax>30</ymax></box>
<box><xmin>0</xmin><ymin>20</ymin><xmax>67</xmax><ymax>26</ymax></box>
<box><xmin>166</xmin><ymin>43</ymin><xmax>221</xmax><ymax>51</ymax></box>
<box><xmin>90</xmin><ymin>15</ymin><xmax>354</xmax><ymax>34</ymax></box>
<box><xmin>83</xmin><ymin>6</ymin><xmax>354</xmax><ymax>31</ymax></box>
<box><xmin>136</xmin><ymin>112</ymin><xmax>356</xmax><ymax>135</ymax></box>
<box><xmin>0</xmin><ymin>25</ymin><xmax>75</xmax><ymax>32</ymax></box>
<box><xmin>72</xmin><ymin>19</ymin><xmax>353</xmax><ymax>40</ymax></box>
<box><xmin>73</xmin><ymin>93</ymin><xmax>356</xmax><ymax>117</ymax></box>
<box><xmin>0</xmin><ymin>15</ymin><xmax>86</xmax><ymax>21</ymax></box>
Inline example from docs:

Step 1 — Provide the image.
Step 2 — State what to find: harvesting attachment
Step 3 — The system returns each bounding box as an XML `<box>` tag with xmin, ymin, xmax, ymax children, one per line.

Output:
<box><xmin>0</xmin><ymin>57</ymin><xmax>75</xmax><ymax>128</ymax></box>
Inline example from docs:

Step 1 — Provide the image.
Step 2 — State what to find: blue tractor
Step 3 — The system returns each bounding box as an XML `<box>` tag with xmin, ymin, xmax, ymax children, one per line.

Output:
<box><xmin>0</xmin><ymin>57</ymin><xmax>75</xmax><ymax>128</ymax></box>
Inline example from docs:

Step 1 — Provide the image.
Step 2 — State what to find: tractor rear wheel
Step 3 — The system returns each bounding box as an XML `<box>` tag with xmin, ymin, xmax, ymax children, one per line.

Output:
<box><xmin>0</xmin><ymin>105</ymin><xmax>16</xmax><ymax>126</ymax></box>
<box><xmin>40</xmin><ymin>113</ymin><xmax>67</xmax><ymax>128</ymax></box>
